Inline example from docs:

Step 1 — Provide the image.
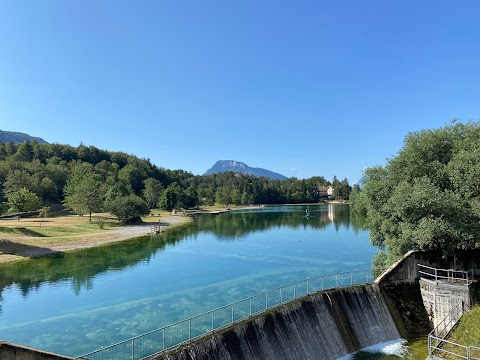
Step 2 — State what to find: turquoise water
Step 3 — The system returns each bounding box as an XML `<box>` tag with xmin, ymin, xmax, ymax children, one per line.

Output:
<box><xmin>0</xmin><ymin>204</ymin><xmax>376</xmax><ymax>356</ymax></box>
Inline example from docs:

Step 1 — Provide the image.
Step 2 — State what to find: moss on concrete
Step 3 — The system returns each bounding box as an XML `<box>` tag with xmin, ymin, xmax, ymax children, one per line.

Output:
<box><xmin>379</xmin><ymin>282</ymin><xmax>432</xmax><ymax>339</ymax></box>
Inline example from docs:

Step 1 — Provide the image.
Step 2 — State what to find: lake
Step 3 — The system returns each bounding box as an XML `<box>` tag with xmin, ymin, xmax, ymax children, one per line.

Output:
<box><xmin>0</xmin><ymin>204</ymin><xmax>377</xmax><ymax>357</ymax></box>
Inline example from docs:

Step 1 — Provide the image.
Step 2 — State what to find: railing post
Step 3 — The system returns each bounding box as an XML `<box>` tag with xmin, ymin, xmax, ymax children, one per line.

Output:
<box><xmin>467</xmin><ymin>346</ymin><xmax>471</xmax><ymax>360</ymax></box>
<box><xmin>79</xmin><ymin>268</ymin><xmax>381</xmax><ymax>360</ymax></box>
<box><xmin>189</xmin><ymin>319</ymin><xmax>192</xmax><ymax>341</ymax></box>
<box><xmin>428</xmin><ymin>335</ymin><xmax>431</xmax><ymax>359</ymax></box>
<box><xmin>132</xmin><ymin>338</ymin><xmax>135</xmax><ymax>360</ymax></box>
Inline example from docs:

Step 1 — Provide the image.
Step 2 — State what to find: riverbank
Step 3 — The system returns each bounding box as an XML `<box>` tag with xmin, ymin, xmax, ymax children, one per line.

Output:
<box><xmin>0</xmin><ymin>211</ymin><xmax>193</xmax><ymax>264</ymax></box>
<box><xmin>0</xmin><ymin>203</ymin><xmax>324</xmax><ymax>264</ymax></box>
<box><xmin>0</xmin><ymin>205</ymin><xmax>268</xmax><ymax>264</ymax></box>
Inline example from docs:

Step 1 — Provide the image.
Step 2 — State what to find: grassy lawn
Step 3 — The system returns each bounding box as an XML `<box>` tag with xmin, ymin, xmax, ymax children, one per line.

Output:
<box><xmin>0</xmin><ymin>209</ymin><xmax>190</xmax><ymax>239</ymax></box>
<box><xmin>440</xmin><ymin>305</ymin><xmax>480</xmax><ymax>359</ymax></box>
<box><xmin>0</xmin><ymin>212</ymin><xmax>120</xmax><ymax>238</ymax></box>
<box><xmin>0</xmin><ymin>209</ymin><xmax>192</xmax><ymax>263</ymax></box>
<box><xmin>140</xmin><ymin>209</ymin><xmax>173</xmax><ymax>223</ymax></box>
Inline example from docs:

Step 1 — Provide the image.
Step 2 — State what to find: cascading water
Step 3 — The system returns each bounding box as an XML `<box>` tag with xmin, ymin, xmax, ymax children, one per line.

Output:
<box><xmin>160</xmin><ymin>285</ymin><xmax>401</xmax><ymax>360</ymax></box>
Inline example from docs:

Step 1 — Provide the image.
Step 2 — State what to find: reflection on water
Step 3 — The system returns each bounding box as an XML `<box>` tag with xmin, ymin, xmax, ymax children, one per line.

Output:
<box><xmin>0</xmin><ymin>204</ymin><xmax>374</xmax><ymax>356</ymax></box>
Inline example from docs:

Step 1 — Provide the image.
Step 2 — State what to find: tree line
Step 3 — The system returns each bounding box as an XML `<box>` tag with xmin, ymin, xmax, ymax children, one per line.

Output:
<box><xmin>350</xmin><ymin>121</ymin><xmax>480</xmax><ymax>269</ymax></box>
<box><xmin>0</xmin><ymin>141</ymin><xmax>352</xmax><ymax>222</ymax></box>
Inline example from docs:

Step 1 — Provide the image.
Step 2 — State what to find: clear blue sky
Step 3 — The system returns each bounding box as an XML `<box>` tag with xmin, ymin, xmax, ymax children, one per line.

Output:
<box><xmin>1</xmin><ymin>1</ymin><xmax>479</xmax><ymax>183</ymax></box>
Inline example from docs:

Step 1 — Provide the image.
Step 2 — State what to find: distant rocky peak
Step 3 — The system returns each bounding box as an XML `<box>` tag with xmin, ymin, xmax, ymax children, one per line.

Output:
<box><xmin>204</xmin><ymin>160</ymin><xmax>287</xmax><ymax>180</ymax></box>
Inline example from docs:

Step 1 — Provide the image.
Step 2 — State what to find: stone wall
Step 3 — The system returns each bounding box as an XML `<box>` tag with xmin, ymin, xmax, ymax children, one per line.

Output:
<box><xmin>419</xmin><ymin>278</ymin><xmax>474</xmax><ymax>330</ymax></box>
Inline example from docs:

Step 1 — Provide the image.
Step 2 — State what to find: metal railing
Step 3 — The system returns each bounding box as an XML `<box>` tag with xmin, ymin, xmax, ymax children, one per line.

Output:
<box><xmin>471</xmin><ymin>346</ymin><xmax>480</xmax><ymax>360</ymax></box>
<box><xmin>77</xmin><ymin>269</ymin><xmax>373</xmax><ymax>360</ymax></box>
<box><xmin>428</xmin><ymin>301</ymin><xmax>478</xmax><ymax>360</ymax></box>
<box><xmin>428</xmin><ymin>341</ymin><xmax>480</xmax><ymax>360</ymax></box>
<box><xmin>418</xmin><ymin>264</ymin><xmax>473</xmax><ymax>286</ymax></box>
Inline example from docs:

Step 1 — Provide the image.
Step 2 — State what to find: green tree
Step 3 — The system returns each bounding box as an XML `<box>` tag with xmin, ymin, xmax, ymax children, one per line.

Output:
<box><xmin>5</xmin><ymin>142</ymin><xmax>16</xmax><ymax>156</ymax></box>
<box><xmin>63</xmin><ymin>164</ymin><xmax>103</xmax><ymax>221</ymax></box>
<box><xmin>105</xmin><ymin>182</ymin><xmax>132</xmax><ymax>203</ymax></box>
<box><xmin>39</xmin><ymin>177</ymin><xmax>58</xmax><ymax>203</ymax></box>
<box><xmin>7</xmin><ymin>187</ymin><xmax>40</xmax><ymax>215</ymax></box>
<box><xmin>142</xmin><ymin>178</ymin><xmax>164</xmax><ymax>209</ymax></box>
<box><xmin>14</xmin><ymin>141</ymin><xmax>34</xmax><ymax>162</ymax></box>
<box><xmin>0</xmin><ymin>182</ymin><xmax>7</xmax><ymax>214</ymax></box>
<box><xmin>183</xmin><ymin>184</ymin><xmax>198</xmax><ymax>208</ymax></box>
<box><xmin>4</xmin><ymin>170</ymin><xmax>38</xmax><ymax>196</ymax></box>
<box><xmin>0</xmin><ymin>141</ymin><xmax>6</xmax><ymax>160</ymax></box>
<box><xmin>352</xmin><ymin>121</ymin><xmax>480</xmax><ymax>268</ymax></box>
<box><xmin>109</xmin><ymin>194</ymin><xmax>149</xmax><ymax>223</ymax></box>
<box><xmin>231</xmin><ymin>189</ymin><xmax>241</xmax><ymax>206</ymax></box>
<box><xmin>38</xmin><ymin>205</ymin><xmax>51</xmax><ymax>226</ymax></box>
<box><xmin>159</xmin><ymin>182</ymin><xmax>181</xmax><ymax>211</ymax></box>
<box><xmin>215</xmin><ymin>186</ymin><xmax>232</xmax><ymax>207</ymax></box>
<box><xmin>197</xmin><ymin>184</ymin><xmax>215</xmax><ymax>206</ymax></box>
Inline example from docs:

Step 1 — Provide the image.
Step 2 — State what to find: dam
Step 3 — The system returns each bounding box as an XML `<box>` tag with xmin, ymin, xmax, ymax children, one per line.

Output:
<box><xmin>155</xmin><ymin>285</ymin><xmax>400</xmax><ymax>360</ymax></box>
<box><xmin>2</xmin><ymin>250</ymin><xmax>479</xmax><ymax>360</ymax></box>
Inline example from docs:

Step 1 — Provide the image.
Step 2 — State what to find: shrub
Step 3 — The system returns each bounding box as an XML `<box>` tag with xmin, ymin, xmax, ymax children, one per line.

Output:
<box><xmin>108</xmin><ymin>194</ymin><xmax>149</xmax><ymax>224</ymax></box>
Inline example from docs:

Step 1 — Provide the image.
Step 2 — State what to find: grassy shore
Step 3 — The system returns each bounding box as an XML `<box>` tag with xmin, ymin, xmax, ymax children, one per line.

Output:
<box><xmin>0</xmin><ymin>203</ymin><xmax>318</xmax><ymax>264</ymax></box>
<box><xmin>441</xmin><ymin>305</ymin><xmax>480</xmax><ymax>359</ymax></box>
<box><xmin>0</xmin><ymin>210</ymin><xmax>192</xmax><ymax>264</ymax></box>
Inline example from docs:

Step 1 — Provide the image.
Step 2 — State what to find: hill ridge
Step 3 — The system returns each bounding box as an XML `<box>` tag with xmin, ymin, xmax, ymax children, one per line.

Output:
<box><xmin>0</xmin><ymin>130</ymin><xmax>49</xmax><ymax>144</ymax></box>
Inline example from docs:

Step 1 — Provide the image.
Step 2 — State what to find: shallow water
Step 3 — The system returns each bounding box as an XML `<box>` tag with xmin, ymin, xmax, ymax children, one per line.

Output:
<box><xmin>0</xmin><ymin>204</ymin><xmax>377</xmax><ymax>356</ymax></box>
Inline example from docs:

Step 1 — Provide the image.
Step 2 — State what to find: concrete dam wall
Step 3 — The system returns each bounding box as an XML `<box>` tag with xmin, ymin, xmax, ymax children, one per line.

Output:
<box><xmin>158</xmin><ymin>285</ymin><xmax>400</xmax><ymax>360</ymax></box>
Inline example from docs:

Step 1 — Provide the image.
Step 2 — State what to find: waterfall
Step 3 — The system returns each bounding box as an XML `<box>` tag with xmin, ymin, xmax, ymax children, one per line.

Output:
<box><xmin>160</xmin><ymin>284</ymin><xmax>401</xmax><ymax>360</ymax></box>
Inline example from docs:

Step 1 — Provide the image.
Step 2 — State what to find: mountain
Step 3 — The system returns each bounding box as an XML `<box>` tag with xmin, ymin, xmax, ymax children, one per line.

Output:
<box><xmin>204</xmin><ymin>160</ymin><xmax>288</xmax><ymax>180</ymax></box>
<box><xmin>0</xmin><ymin>130</ymin><xmax>49</xmax><ymax>144</ymax></box>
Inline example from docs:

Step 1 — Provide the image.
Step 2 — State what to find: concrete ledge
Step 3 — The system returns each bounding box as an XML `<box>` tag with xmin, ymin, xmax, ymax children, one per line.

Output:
<box><xmin>0</xmin><ymin>341</ymin><xmax>75</xmax><ymax>360</ymax></box>
<box><xmin>374</xmin><ymin>250</ymin><xmax>416</xmax><ymax>284</ymax></box>
<box><xmin>375</xmin><ymin>250</ymin><xmax>480</xmax><ymax>286</ymax></box>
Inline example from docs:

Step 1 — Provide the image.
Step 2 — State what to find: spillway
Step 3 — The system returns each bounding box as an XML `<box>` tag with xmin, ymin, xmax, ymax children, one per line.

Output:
<box><xmin>159</xmin><ymin>285</ymin><xmax>400</xmax><ymax>360</ymax></box>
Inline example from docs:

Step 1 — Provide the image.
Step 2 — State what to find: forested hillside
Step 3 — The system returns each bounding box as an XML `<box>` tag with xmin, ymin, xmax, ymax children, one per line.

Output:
<box><xmin>0</xmin><ymin>140</ymin><xmax>351</xmax><ymax>222</ymax></box>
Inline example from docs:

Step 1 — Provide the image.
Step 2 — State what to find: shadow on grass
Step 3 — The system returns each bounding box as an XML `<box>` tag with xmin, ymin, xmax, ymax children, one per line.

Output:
<box><xmin>0</xmin><ymin>227</ymin><xmax>47</xmax><ymax>237</ymax></box>
<box><xmin>0</xmin><ymin>239</ymin><xmax>61</xmax><ymax>258</ymax></box>
<box><xmin>13</xmin><ymin>227</ymin><xmax>46</xmax><ymax>237</ymax></box>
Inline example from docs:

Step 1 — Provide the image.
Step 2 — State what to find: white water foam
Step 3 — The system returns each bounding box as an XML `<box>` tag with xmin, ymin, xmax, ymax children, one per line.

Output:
<box><xmin>337</xmin><ymin>338</ymin><xmax>409</xmax><ymax>359</ymax></box>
